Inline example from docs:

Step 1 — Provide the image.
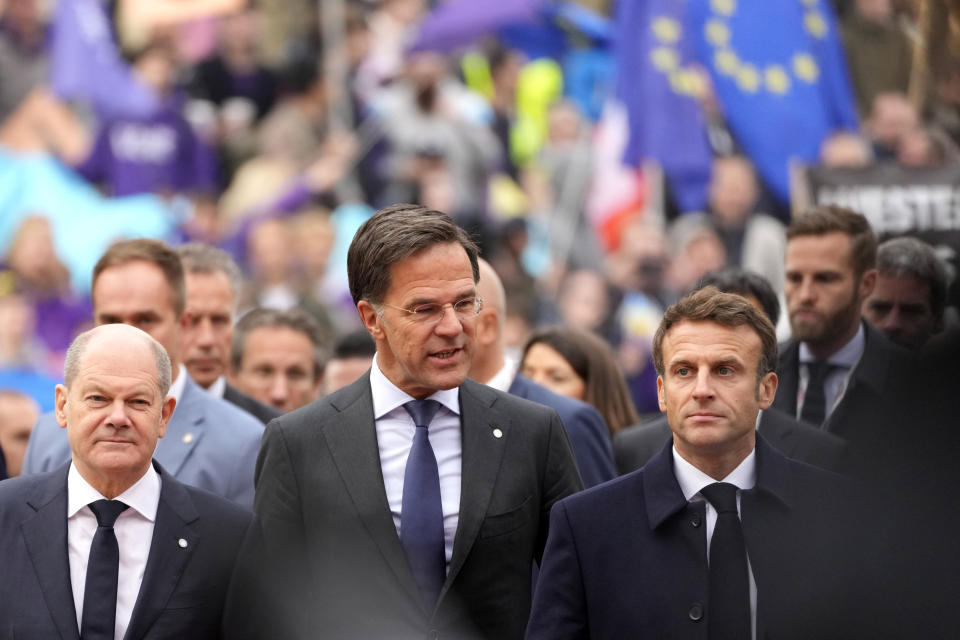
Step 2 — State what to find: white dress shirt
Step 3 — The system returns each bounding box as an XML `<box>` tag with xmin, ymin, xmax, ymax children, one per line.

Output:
<box><xmin>206</xmin><ymin>375</ymin><xmax>227</xmax><ymax>399</ymax></box>
<box><xmin>67</xmin><ymin>463</ymin><xmax>161</xmax><ymax>640</ymax></box>
<box><xmin>369</xmin><ymin>355</ymin><xmax>462</xmax><ymax>569</ymax></box>
<box><xmin>673</xmin><ymin>447</ymin><xmax>758</xmax><ymax>640</ymax></box>
<box><xmin>484</xmin><ymin>355</ymin><xmax>518</xmax><ymax>392</ymax></box>
<box><xmin>798</xmin><ymin>323</ymin><xmax>864</xmax><ymax>421</ymax></box>
<box><xmin>167</xmin><ymin>363</ymin><xmax>188</xmax><ymax>408</ymax></box>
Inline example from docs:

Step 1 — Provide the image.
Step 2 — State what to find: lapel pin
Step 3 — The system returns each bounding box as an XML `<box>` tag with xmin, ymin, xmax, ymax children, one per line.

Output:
<box><xmin>492</xmin><ymin>428</ymin><xmax>503</xmax><ymax>439</ymax></box>
<box><xmin>182</xmin><ymin>433</ymin><xmax>195</xmax><ymax>444</ymax></box>
<box><xmin>178</xmin><ymin>538</ymin><xmax>188</xmax><ymax>548</ymax></box>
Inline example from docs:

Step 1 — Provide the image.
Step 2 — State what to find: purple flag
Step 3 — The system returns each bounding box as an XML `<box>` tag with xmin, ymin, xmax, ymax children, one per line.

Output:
<box><xmin>50</xmin><ymin>0</ymin><xmax>158</xmax><ymax>118</ymax></box>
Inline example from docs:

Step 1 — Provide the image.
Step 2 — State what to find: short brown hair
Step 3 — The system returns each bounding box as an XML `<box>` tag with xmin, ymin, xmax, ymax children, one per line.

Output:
<box><xmin>92</xmin><ymin>239</ymin><xmax>185</xmax><ymax>315</ymax></box>
<box><xmin>347</xmin><ymin>204</ymin><xmax>479</xmax><ymax>306</ymax></box>
<box><xmin>786</xmin><ymin>205</ymin><xmax>877</xmax><ymax>280</ymax></box>
<box><xmin>653</xmin><ymin>287</ymin><xmax>778</xmax><ymax>381</ymax></box>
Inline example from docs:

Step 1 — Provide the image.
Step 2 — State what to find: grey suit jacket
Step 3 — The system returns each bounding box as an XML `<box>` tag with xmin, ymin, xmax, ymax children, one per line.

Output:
<box><xmin>22</xmin><ymin>374</ymin><xmax>264</xmax><ymax>507</ymax></box>
<box><xmin>613</xmin><ymin>408</ymin><xmax>848</xmax><ymax>474</ymax></box>
<box><xmin>253</xmin><ymin>373</ymin><xmax>583</xmax><ymax>639</ymax></box>
<box><xmin>0</xmin><ymin>461</ymin><xmax>255</xmax><ymax>639</ymax></box>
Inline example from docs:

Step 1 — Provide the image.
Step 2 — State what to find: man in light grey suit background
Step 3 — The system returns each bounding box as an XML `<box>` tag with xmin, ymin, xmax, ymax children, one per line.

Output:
<box><xmin>22</xmin><ymin>239</ymin><xmax>264</xmax><ymax>508</ymax></box>
<box><xmin>253</xmin><ymin>204</ymin><xmax>583</xmax><ymax>639</ymax></box>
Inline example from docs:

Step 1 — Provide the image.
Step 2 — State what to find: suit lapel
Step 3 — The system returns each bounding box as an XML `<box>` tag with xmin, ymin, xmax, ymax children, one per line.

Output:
<box><xmin>443</xmin><ymin>380</ymin><xmax>508</xmax><ymax>595</ymax></box>
<box><xmin>156</xmin><ymin>375</ymin><xmax>205</xmax><ymax>476</ymax></box>
<box><xmin>21</xmin><ymin>465</ymin><xmax>81</xmax><ymax>640</ymax></box>
<box><xmin>123</xmin><ymin>464</ymin><xmax>199</xmax><ymax>640</ymax></box>
<box><xmin>822</xmin><ymin>324</ymin><xmax>893</xmax><ymax>434</ymax></box>
<box><xmin>321</xmin><ymin>376</ymin><xmax>424</xmax><ymax>607</ymax></box>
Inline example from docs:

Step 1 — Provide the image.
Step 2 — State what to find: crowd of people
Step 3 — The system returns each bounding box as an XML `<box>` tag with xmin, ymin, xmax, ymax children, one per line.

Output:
<box><xmin>1</xmin><ymin>0</ymin><xmax>959</xmax><ymax>637</ymax></box>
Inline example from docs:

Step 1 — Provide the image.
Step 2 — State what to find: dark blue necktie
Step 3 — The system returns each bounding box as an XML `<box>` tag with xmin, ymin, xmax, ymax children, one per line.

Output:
<box><xmin>81</xmin><ymin>499</ymin><xmax>129</xmax><ymax>640</ymax></box>
<box><xmin>401</xmin><ymin>399</ymin><xmax>445</xmax><ymax>608</ymax></box>
<box><xmin>801</xmin><ymin>360</ymin><xmax>833</xmax><ymax>427</ymax></box>
<box><xmin>700</xmin><ymin>482</ymin><xmax>750</xmax><ymax>640</ymax></box>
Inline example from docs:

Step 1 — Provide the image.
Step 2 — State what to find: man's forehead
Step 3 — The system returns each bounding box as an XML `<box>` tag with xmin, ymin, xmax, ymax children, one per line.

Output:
<box><xmin>663</xmin><ymin>320</ymin><xmax>761</xmax><ymax>354</ymax></box>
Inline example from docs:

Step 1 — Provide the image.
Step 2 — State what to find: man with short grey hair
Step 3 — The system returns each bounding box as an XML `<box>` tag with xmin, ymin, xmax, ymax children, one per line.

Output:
<box><xmin>862</xmin><ymin>236</ymin><xmax>950</xmax><ymax>349</ymax></box>
<box><xmin>178</xmin><ymin>243</ymin><xmax>280</xmax><ymax>423</ymax></box>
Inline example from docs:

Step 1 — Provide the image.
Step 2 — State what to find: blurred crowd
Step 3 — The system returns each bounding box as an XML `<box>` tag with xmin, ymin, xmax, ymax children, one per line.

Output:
<box><xmin>1</xmin><ymin>0</ymin><xmax>959</xmax><ymax>476</ymax></box>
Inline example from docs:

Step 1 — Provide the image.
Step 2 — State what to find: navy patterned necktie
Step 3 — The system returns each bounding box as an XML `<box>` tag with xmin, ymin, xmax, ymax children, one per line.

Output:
<box><xmin>700</xmin><ymin>482</ymin><xmax>750</xmax><ymax>640</ymax></box>
<box><xmin>81</xmin><ymin>499</ymin><xmax>129</xmax><ymax>640</ymax></box>
<box><xmin>401</xmin><ymin>399</ymin><xmax>445</xmax><ymax>608</ymax></box>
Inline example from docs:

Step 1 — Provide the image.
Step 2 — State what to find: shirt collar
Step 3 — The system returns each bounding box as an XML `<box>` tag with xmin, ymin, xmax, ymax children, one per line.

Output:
<box><xmin>672</xmin><ymin>446</ymin><xmax>757</xmax><ymax>501</ymax></box>
<box><xmin>167</xmin><ymin>364</ymin><xmax>188</xmax><ymax>405</ymax></box>
<box><xmin>799</xmin><ymin>322</ymin><xmax>865</xmax><ymax>368</ymax></box>
<box><xmin>369</xmin><ymin>353</ymin><xmax>461</xmax><ymax>419</ymax></box>
<box><xmin>485</xmin><ymin>355</ymin><xmax>518</xmax><ymax>393</ymax></box>
<box><xmin>67</xmin><ymin>461</ymin><xmax>162</xmax><ymax>522</ymax></box>
<box><xmin>207</xmin><ymin>375</ymin><xmax>227</xmax><ymax>399</ymax></box>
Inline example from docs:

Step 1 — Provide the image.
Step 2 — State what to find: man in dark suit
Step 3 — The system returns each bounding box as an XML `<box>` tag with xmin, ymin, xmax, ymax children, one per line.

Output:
<box><xmin>0</xmin><ymin>324</ymin><xmax>255</xmax><ymax>639</ymax></box>
<box><xmin>775</xmin><ymin>205</ymin><xmax>909</xmax><ymax>444</ymax></box>
<box><xmin>614</xmin><ymin>266</ymin><xmax>847</xmax><ymax>474</ymax></box>
<box><xmin>527</xmin><ymin>288</ymin><xmax>853</xmax><ymax>639</ymax></box>
<box><xmin>177</xmin><ymin>243</ymin><xmax>281</xmax><ymax>424</ymax></box>
<box><xmin>23</xmin><ymin>239</ymin><xmax>264</xmax><ymax>508</ymax></box>
<box><xmin>469</xmin><ymin>258</ymin><xmax>616</xmax><ymax>487</ymax></box>
<box><xmin>254</xmin><ymin>204</ymin><xmax>583</xmax><ymax>639</ymax></box>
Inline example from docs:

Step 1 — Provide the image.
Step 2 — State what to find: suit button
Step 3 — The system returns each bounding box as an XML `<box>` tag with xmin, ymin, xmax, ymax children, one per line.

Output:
<box><xmin>689</xmin><ymin>603</ymin><xmax>703</xmax><ymax>621</ymax></box>
<box><xmin>690</xmin><ymin>513</ymin><xmax>702</xmax><ymax>527</ymax></box>
<box><xmin>427</xmin><ymin>630</ymin><xmax>439</xmax><ymax>640</ymax></box>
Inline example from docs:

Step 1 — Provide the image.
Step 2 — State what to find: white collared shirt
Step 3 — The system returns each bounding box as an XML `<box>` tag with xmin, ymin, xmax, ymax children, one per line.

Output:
<box><xmin>369</xmin><ymin>355</ymin><xmax>462</xmax><ymax>568</ymax></box>
<box><xmin>167</xmin><ymin>364</ymin><xmax>188</xmax><ymax>410</ymax></box>
<box><xmin>673</xmin><ymin>447</ymin><xmax>758</xmax><ymax>640</ymax></box>
<box><xmin>483</xmin><ymin>355</ymin><xmax>518</xmax><ymax>392</ymax></box>
<box><xmin>67</xmin><ymin>462</ymin><xmax>161</xmax><ymax>640</ymax></box>
<box><xmin>206</xmin><ymin>375</ymin><xmax>227</xmax><ymax>399</ymax></box>
<box><xmin>798</xmin><ymin>323</ymin><xmax>865</xmax><ymax>422</ymax></box>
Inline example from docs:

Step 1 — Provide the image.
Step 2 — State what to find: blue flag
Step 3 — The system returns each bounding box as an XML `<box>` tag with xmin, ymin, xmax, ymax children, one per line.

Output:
<box><xmin>613</xmin><ymin>0</ymin><xmax>713</xmax><ymax>212</ymax></box>
<box><xmin>50</xmin><ymin>0</ymin><xmax>158</xmax><ymax>119</ymax></box>
<box><xmin>687</xmin><ymin>0</ymin><xmax>858</xmax><ymax>203</ymax></box>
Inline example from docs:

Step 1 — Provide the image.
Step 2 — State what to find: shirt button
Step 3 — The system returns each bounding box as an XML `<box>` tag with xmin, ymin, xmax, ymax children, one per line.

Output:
<box><xmin>689</xmin><ymin>602</ymin><xmax>704</xmax><ymax>621</ymax></box>
<box><xmin>427</xmin><ymin>630</ymin><xmax>439</xmax><ymax>640</ymax></box>
<box><xmin>690</xmin><ymin>513</ymin><xmax>702</xmax><ymax>527</ymax></box>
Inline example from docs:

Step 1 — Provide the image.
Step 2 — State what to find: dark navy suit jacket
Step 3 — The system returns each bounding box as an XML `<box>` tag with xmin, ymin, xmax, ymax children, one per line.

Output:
<box><xmin>0</xmin><ymin>461</ymin><xmax>257</xmax><ymax>639</ymax></box>
<box><xmin>527</xmin><ymin>436</ymin><xmax>856</xmax><ymax>640</ymax></box>
<box><xmin>508</xmin><ymin>374</ymin><xmax>616</xmax><ymax>487</ymax></box>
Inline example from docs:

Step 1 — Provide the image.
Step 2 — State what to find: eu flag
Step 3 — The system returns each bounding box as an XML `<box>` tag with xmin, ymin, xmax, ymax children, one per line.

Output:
<box><xmin>614</xmin><ymin>0</ymin><xmax>713</xmax><ymax>212</ymax></box>
<box><xmin>686</xmin><ymin>0</ymin><xmax>858</xmax><ymax>204</ymax></box>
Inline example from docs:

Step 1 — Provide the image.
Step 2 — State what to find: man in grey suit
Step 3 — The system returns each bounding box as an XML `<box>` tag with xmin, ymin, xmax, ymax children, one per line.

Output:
<box><xmin>254</xmin><ymin>204</ymin><xmax>583</xmax><ymax>639</ymax></box>
<box><xmin>0</xmin><ymin>324</ymin><xmax>255</xmax><ymax>639</ymax></box>
<box><xmin>22</xmin><ymin>239</ymin><xmax>264</xmax><ymax>508</ymax></box>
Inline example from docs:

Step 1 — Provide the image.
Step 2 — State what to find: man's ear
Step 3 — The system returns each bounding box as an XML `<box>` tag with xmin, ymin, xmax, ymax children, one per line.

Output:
<box><xmin>357</xmin><ymin>301</ymin><xmax>384</xmax><ymax>341</ymax></box>
<box><xmin>859</xmin><ymin>268</ymin><xmax>877</xmax><ymax>301</ymax></box>
<box><xmin>55</xmin><ymin>384</ymin><xmax>69</xmax><ymax>428</ymax></box>
<box><xmin>657</xmin><ymin>376</ymin><xmax>667</xmax><ymax>413</ymax></box>
<box><xmin>757</xmin><ymin>371</ymin><xmax>778</xmax><ymax>409</ymax></box>
<box><xmin>475</xmin><ymin>310</ymin><xmax>498</xmax><ymax>347</ymax></box>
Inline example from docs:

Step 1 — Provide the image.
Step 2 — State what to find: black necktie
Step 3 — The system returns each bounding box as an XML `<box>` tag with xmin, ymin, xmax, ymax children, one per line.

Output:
<box><xmin>700</xmin><ymin>482</ymin><xmax>750</xmax><ymax>640</ymax></box>
<box><xmin>81</xmin><ymin>499</ymin><xmax>129</xmax><ymax>640</ymax></box>
<box><xmin>401</xmin><ymin>399</ymin><xmax>445</xmax><ymax>608</ymax></box>
<box><xmin>800</xmin><ymin>360</ymin><xmax>832</xmax><ymax>427</ymax></box>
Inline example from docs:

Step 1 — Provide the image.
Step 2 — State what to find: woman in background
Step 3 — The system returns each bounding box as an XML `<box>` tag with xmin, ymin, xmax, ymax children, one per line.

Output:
<box><xmin>519</xmin><ymin>326</ymin><xmax>640</xmax><ymax>437</ymax></box>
